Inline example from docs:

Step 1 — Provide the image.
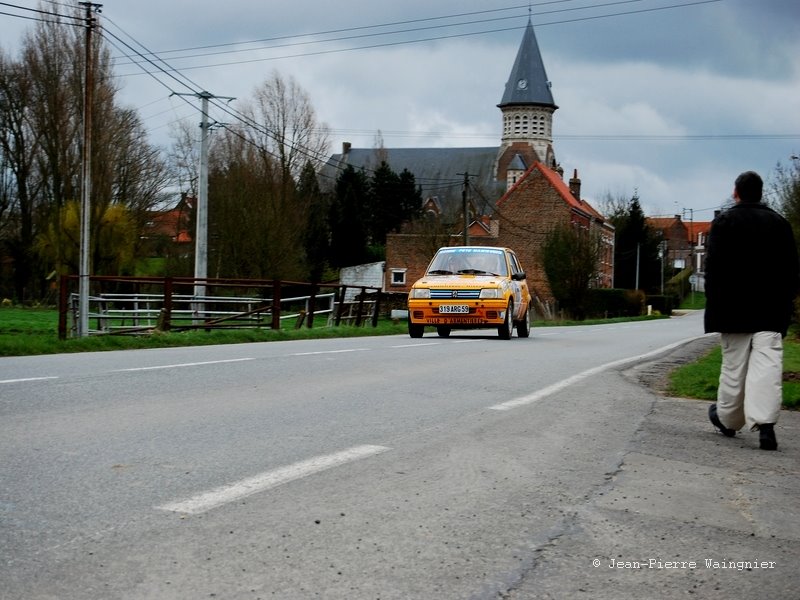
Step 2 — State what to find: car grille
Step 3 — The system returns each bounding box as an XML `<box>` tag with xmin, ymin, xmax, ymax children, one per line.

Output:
<box><xmin>430</xmin><ymin>289</ymin><xmax>481</xmax><ymax>299</ymax></box>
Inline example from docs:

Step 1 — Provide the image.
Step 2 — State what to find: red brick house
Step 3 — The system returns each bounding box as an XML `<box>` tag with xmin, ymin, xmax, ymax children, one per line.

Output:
<box><xmin>384</xmin><ymin>164</ymin><xmax>613</xmax><ymax>303</ymax></box>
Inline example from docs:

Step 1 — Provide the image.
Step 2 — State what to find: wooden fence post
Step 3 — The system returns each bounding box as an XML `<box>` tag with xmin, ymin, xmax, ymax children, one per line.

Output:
<box><xmin>58</xmin><ymin>274</ymin><xmax>69</xmax><ymax>340</ymax></box>
<box><xmin>162</xmin><ymin>277</ymin><xmax>173</xmax><ymax>332</ymax></box>
<box><xmin>271</xmin><ymin>280</ymin><xmax>281</xmax><ymax>330</ymax></box>
<box><xmin>355</xmin><ymin>287</ymin><xmax>366</xmax><ymax>327</ymax></box>
<box><xmin>334</xmin><ymin>286</ymin><xmax>346</xmax><ymax>326</ymax></box>
<box><xmin>307</xmin><ymin>284</ymin><xmax>318</xmax><ymax>328</ymax></box>
<box><xmin>372</xmin><ymin>290</ymin><xmax>381</xmax><ymax>327</ymax></box>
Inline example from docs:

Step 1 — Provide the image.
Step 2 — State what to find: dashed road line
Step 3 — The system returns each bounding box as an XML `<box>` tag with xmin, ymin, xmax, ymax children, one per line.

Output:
<box><xmin>0</xmin><ymin>376</ymin><xmax>59</xmax><ymax>384</ymax></box>
<box><xmin>157</xmin><ymin>444</ymin><xmax>391</xmax><ymax>515</ymax></box>
<box><xmin>112</xmin><ymin>358</ymin><xmax>255</xmax><ymax>372</ymax></box>
<box><xmin>291</xmin><ymin>348</ymin><xmax>370</xmax><ymax>356</ymax></box>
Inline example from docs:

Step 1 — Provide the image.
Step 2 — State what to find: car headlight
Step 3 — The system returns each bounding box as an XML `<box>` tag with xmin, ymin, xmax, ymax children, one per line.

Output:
<box><xmin>410</xmin><ymin>288</ymin><xmax>430</xmax><ymax>299</ymax></box>
<box><xmin>480</xmin><ymin>288</ymin><xmax>501</xmax><ymax>299</ymax></box>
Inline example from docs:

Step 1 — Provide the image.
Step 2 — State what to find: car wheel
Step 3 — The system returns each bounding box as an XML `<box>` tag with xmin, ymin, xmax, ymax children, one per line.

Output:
<box><xmin>516</xmin><ymin>306</ymin><xmax>531</xmax><ymax>338</ymax></box>
<box><xmin>408</xmin><ymin>322</ymin><xmax>424</xmax><ymax>338</ymax></box>
<box><xmin>436</xmin><ymin>326</ymin><xmax>451</xmax><ymax>338</ymax></box>
<box><xmin>498</xmin><ymin>300</ymin><xmax>513</xmax><ymax>340</ymax></box>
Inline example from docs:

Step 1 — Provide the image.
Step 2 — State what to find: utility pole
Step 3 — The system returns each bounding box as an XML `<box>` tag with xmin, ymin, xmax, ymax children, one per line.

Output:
<box><xmin>77</xmin><ymin>2</ymin><xmax>102</xmax><ymax>337</ymax></box>
<box><xmin>682</xmin><ymin>207</ymin><xmax>694</xmax><ymax>271</ymax></box>
<box><xmin>172</xmin><ymin>91</ymin><xmax>234</xmax><ymax>315</ymax></box>
<box><xmin>683</xmin><ymin>207</ymin><xmax>695</xmax><ymax>303</ymax></box>
<box><xmin>458</xmin><ymin>171</ymin><xmax>471</xmax><ymax>246</ymax></box>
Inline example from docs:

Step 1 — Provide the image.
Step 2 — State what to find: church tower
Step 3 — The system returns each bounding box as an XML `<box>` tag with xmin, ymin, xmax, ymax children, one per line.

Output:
<box><xmin>496</xmin><ymin>20</ymin><xmax>558</xmax><ymax>183</ymax></box>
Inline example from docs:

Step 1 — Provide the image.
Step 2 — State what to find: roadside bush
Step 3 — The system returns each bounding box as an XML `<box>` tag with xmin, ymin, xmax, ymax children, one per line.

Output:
<box><xmin>585</xmin><ymin>288</ymin><xmax>645</xmax><ymax>318</ymax></box>
<box><xmin>666</xmin><ymin>268</ymin><xmax>692</xmax><ymax>303</ymax></box>
<box><xmin>646</xmin><ymin>294</ymin><xmax>677</xmax><ymax>316</ymax></box>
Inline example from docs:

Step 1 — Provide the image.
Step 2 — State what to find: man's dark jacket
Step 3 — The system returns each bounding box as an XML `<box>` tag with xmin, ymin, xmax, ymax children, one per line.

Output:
<box><xmin>704</xmin><ymin>202</ymin><xmax>799</xmax><ymax>336</ymax></box>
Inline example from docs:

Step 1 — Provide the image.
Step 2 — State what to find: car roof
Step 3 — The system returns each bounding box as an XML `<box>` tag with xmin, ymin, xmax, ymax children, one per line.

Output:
<box><xmin>436</xmin><ymin>246</ymin><xmax>510</xmax><ymax>252</ymax></box>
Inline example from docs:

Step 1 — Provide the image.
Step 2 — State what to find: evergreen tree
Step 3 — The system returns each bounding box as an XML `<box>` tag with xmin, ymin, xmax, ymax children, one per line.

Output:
<box><xmin>611</xmin><ymin>195</ymin><xmax>662</xmax><ymax>292</ymax></box>
<box><xmin>329</xmin><ymin>165</ymin><xmax>369</xmax><ymax>268</ymax></box>
<box><xmin>542</xmin><ymin>222</ymin><xmax>600</xmax><ymax>320</ymax></box>
<box><xmin>366</xmin><ymin>162</ymin><xmax>423</xmax><ymax>248</ymax></box>
<box><xmin>297</xmin><ymin>161</ymin><xmax>329</xmax><ymax>283</ymax></box>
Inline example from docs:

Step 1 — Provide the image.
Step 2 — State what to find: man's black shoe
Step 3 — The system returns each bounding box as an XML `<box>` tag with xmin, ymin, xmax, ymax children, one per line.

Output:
<box><xmin>759</xmin><ymin>424</ymin><xmax>778</xmax><ymax>451</ymax></box>
<box><xmin>708</xmin><ymin>403</ymin><xmax>736</xmax><ymax>437</ymax></box>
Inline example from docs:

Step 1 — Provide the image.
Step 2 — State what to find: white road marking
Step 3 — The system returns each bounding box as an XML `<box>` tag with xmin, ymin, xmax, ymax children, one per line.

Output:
<box><xmin>391</xmin><ymin>342</ymin><xmax>440</xmax><ymax>348</ymax></box>
<box><xmin>157</xmin><ymin>444</ymin><xmax>391</xmax><ymax>515</ymax></box>
<box><xmin>291</xmin><ymin>348</ymin><xmax>369</xmax><ymax>356</ymax></box>
<box><xmin>113</xmin><ymin>358</ymin><xmax>255</xmax><ymax>372</ymax></box>
<box><xmin>0</xmin><ymin>376</ymin><xmax>59</xmax><ymax>384</ymax></box>
<box><xmin>490</xmin><ymin>335</ymin><xmax>708</xmax><ymax>411</ymax></box>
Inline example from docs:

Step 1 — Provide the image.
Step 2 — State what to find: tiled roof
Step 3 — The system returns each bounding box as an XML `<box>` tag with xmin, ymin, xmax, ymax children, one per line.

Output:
<box><xmin>498</xmin><ymin>161</ymin><xmax>606</xmax><ymax>223</ymax></box>
<box><xmin>687</xmin><ymin>221</ymin><xmax>712</xmax><ymax>242</ymax></box>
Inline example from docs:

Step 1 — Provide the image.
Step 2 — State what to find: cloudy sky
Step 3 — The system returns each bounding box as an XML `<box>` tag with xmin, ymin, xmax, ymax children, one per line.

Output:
<box><xmin>2</xmin><ymin>0</ymin><xmax>798</xmax><ymax>221</ymax></box>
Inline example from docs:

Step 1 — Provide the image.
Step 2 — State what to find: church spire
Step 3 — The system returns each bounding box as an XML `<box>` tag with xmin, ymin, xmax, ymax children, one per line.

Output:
<box><xmin>498</xmin><ymin>19</ymin><xmax>557</xmax><ymax>109</ymax></box>
<box><xmin>497</xmin><ymin>19</ymin><xmax>558</xmax><ymax>170</ymax></box>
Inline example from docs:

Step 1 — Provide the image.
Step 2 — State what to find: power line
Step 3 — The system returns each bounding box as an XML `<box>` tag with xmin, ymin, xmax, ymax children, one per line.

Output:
<box><xmin>113</xmin><ymin>0</ymin><xmax>651</xmax><ymax>68</ymax></box>
<box><xmin>0</xmin><ymin>0</ymin><xmax>81</xmax><ymax>24</ymax></box>
<box><xmin>112</xmin><ymin>0</ymin><xmax>722</xmax><ymax>74</ymax></box>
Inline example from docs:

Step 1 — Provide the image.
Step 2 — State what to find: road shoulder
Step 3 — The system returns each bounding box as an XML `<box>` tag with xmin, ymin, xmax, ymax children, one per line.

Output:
<box><xmin>501</xmin><ymin>337</ymin><xmax>800</xmax><ymax>599</ymax></box>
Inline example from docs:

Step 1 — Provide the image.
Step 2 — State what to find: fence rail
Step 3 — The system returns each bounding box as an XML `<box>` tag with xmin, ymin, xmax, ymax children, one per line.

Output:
<box><xmin>58</xmin><ymin>275</ymin><xmax>382</xmax><ymax>339</ymax></box>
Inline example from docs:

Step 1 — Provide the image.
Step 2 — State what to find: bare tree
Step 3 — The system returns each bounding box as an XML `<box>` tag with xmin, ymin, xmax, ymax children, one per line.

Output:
<box><xmin>243</xmin><ymin>71</ymin><xmax>330</xmax><ymax>181</ymax></box>
<box><xmin>0</xmin><ymin>50</ymin><xmax>43</xmax><ymax>300</ymax></box>
<box><xmin>168</xmin><ymin>118</ymin><xmax>200</xmax><ymax>197</ymax></box>
<box><xmin>206</xmin><ymin>72</ymin><xmax>330</xmax><ymax>280</ymax></box>
<box><xmin>0</xmin><ymin>3</ymin><xmax>174</xmax><ymax>297</ymax></box>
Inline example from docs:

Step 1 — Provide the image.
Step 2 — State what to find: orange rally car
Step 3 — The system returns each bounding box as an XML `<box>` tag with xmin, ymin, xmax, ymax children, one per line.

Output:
<box><xmin>407</xmin><ymin>246</ymin><xmax>532</xmax><ymax>339</ymax></box>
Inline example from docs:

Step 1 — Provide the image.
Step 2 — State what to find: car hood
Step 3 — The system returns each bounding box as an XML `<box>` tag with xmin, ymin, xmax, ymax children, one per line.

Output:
<box><xmin>412</xmin><ymin>275</ymin><xmax>503</xmax><ymax>288</ymax></box>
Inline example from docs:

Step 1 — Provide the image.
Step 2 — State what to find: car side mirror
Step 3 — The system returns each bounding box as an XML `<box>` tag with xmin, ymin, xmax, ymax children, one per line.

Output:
<box><xmin>512</xmin><ymin>272</ymin><xmax>526</xmax><ymax>281</ymax></box>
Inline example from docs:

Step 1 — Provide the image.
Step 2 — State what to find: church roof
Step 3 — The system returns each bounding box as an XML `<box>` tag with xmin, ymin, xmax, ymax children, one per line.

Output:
<box><xmin>498</xmin><ymin>20</ymin><xmax>557</xmax><ymax>109</ymax></box>
<box><xmin>320</xmin><ymin>146</ymin><xmax>505</xmax><ymax>219</ymax></box>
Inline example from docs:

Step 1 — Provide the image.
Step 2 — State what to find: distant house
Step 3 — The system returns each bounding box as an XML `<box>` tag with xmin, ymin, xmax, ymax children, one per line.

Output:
<box><xmin>646</xmin><ymin>214</ymin><xmax>713</xmax><ymax>292</ymax></box>
<box><xmin>687</xmin><ymin>220</ymin><xmax>713</xmax><ymax>292</ymax></box>
<box><xmin>320</xmin><ymin>20</ymin><xmax>614</xmax><ymax>305</ymax></box>
<box><xmin>141</xmin><ymin>195</ymin><xmax>194</xmax><ymax>256</ymax></box>
<box><xmin>647</xmin><ymin>215</ymin><xmax>691</xmax><ymax>270</ymax></box>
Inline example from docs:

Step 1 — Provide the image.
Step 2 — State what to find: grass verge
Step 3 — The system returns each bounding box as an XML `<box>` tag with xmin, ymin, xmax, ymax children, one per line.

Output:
<box><xmin>0</xmin><ymin>307</ymin><xmax>409</xmax><ymax>356</ymax></box>
<box><xmin>668</xmin><ymin>332</ymin><xmax>800</xmax><ymax>409</ymax></box>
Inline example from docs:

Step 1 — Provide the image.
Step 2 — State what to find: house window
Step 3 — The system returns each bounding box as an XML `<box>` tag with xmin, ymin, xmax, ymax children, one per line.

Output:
<box><xmin>391</xmin><ymin>269</ymin><xmax>407</xmax><ymax>285</ymax></box>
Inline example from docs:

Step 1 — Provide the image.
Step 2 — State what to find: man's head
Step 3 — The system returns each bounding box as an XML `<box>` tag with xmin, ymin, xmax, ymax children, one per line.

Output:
<box><xmin>733</xmin><ymin>171</ymin><xmax>763</xmax><ymax>204</ymax></box>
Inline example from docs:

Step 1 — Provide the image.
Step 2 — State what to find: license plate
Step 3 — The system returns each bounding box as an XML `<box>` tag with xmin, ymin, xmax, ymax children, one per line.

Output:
<box><xmin>439</xmin><ymin>305</ymin><xmax>469</xmax><ymax>314</ymax></box>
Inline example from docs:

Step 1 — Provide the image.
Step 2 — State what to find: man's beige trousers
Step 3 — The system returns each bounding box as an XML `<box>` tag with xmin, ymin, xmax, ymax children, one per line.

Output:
<box><xmin>717</xmin><ymin>331</ymin><xmax>783</xmax><ymax>431</ymax></box>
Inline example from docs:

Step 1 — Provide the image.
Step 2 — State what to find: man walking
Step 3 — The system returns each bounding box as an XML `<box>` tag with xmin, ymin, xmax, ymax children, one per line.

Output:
<box><xmin>704</xmin><ymin>171</ymin><xmax>799</xmax><ymax>450</ymax></box>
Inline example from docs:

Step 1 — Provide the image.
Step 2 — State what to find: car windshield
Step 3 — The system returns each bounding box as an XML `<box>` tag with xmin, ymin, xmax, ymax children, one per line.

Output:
<box><xmin>427</xmin><ymin>249</ymin><xmax>508</xmax><ymax>276</ymax></box>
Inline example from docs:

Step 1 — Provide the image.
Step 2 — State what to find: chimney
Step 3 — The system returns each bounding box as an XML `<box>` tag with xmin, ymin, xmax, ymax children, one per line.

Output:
<box><xmin>569</xmin><ymin>169</ymin><xmax>581</xmax><ymax>200</ymax></box>
<box><xmin>342</xmin><ymin>141</ymin><xmax>351</xmax><ymax>155</ymax></box>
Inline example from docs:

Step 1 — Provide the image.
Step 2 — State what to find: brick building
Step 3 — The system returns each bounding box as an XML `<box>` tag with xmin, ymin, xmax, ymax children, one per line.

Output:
<box><xmin>321</xmin><ymin>20</ymin><xmax>614</xmax><ymax>303</ymax></box>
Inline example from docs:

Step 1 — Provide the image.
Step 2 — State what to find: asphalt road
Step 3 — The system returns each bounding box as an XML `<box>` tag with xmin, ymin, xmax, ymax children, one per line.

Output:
<box><xmin>1</xmin><ymin>312</ymin><xmax>798</xmax><ymax>599</ymax></box>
